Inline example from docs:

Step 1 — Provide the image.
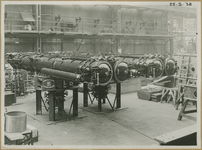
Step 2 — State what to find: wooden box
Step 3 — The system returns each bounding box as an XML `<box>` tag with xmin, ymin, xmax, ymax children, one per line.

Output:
<box><xmin>27</xmin><ymin>124</ymin><xmax>38</xmax><ymax>142</ymax></box>
<box><xmin>5</xmin><ymin>92</ymin><xmax>16</xmax><ymax>106</ymax></box>
<box><xmin>151</xmin><ymin>92</ymin><xmax>162</xmax><ymax>102</ymax></box>
<box><xmin>137</xmin><ymin>85</ymin><xmax>163</xmax><ymax>101</ymax></box>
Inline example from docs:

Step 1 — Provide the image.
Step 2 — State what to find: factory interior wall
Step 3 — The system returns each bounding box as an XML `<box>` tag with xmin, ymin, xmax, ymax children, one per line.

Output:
<box><xmin>5</xmin><ymin>5</ymin><xmax>34</xmax><ymax>30</ymax></box>
<box><xmin>5</xmin><ymin>4</ymin><xmax>170</xmax><ymax>54</ymax></box>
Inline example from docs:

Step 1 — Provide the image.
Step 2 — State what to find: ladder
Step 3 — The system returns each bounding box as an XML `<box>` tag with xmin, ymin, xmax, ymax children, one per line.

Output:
<box><xmin>178</xmin><ymin>55</ymin><xmax>191</xmax><ymax>84</ymax></box>
<box><xmin>175</xmin><ymin>55</ymin><xmax>191</xmax><ymax>109</ymax></box>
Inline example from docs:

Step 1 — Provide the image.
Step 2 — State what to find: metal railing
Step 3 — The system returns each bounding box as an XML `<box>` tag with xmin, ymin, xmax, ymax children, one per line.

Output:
<box><xmin>5</xmin><ymin>12</ymin><xmax>171</xmax><ymax>36</ymax></box>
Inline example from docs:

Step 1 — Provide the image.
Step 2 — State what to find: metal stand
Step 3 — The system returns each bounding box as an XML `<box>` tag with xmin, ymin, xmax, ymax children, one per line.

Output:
<box><xmin>83</xmin><ymin>83</ymin><xmax>88</xmax><ymax>107</ymax></box>
<box><xmin>98</xmin><ymin>97</ymin><xmax>102</xmax><ymax>111</ymax></box>
<box><xmin>35</xmin><ymin>77</ymin><xmax>79</xmax><ymax>121</ymax></box>
<box><xmin>36</xmin><ymin>90</ymin><xmax>42</xmax><ymax>115</ymax></box>
<box><xmin>69</xmin><ymin>82</ymin><xmax>79</xmax><ymax>117</ymax></box>
<box><xmin>49</xmin><ymin>91</ymin><xmax>55</xmax><ymax>121</ymax></box>
<box><xmin>83</xmin><ymin>83</ymin><xmax>122</xmax><ymax>112</ymax></box>
<box><xmin>73</xmin><ymin>83</ymin><xmax>78</xmax><ymax>116</ymax></box>
<box><xmin>116</xmin><ymin>83</ymin><xmax>121</xmax><ymax>108</ymax></box>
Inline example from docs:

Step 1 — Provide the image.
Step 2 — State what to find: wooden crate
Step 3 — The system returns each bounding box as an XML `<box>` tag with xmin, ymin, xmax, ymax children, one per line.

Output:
<box><xmin>27</xmin><ymin>124</ymin><xmax>38</xmax><ymax>142</ymax></box>
<box><xmin>137</xmin><ymin>85</ymin><xmax>163</xmax><ymax>101</ymax></box>
<box><xmin>5</xmin><ymin>91</ymin><xmax>16</xmax><ymax>106</ymax></box>
<box><xmin>151</xmin><ymin>92</ymin><xmax>162</xmax><ymax>102</ymax></box>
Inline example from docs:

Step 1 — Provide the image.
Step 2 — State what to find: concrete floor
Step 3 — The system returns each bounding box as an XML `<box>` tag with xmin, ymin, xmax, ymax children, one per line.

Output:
<box><xmin>3</xmin><ymin>90</ymin><xmax>197</xmax><ymax>148</ymax></box>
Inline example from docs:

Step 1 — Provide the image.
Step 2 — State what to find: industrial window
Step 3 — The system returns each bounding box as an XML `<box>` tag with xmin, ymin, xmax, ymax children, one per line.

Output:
<box><xmin>20</xmin><ymin>12</ymin><xmax>35</xmax><ymax>22</ymax></box>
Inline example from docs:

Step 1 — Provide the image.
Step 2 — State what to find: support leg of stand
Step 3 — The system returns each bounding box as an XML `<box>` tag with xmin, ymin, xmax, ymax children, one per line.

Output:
<box><xmin>36</xmin><ymin>90</ymin><xmax>42</xmax><ymax>115</ymax></box>
<box><xmin>49</xmin><ymin>91</ymin><xmax>55</xmax><ymax>121</ymax></box>
<box><xmin>61</xmin><ymin>95</ymin><xmax>64</xmax><ymax>112</ymax></box>
<box><xmin>98</xmin><ymin>97</ymin><xmax>102</xmax><ymax>112</ymax></box>
<box><xmin>178</xmin><ymin>99</ymin><xmax>197</xmax><ymax>121</ymax></box>
<box><xmin>83</xmin><ymin>83</ymin><xmax>88</xmax><ymax>107</ymax></box>
<box><xmin>73</xmin><ymin>84</ymin><xmax>78</xmax><ymax>117</ymax></box>
<box><xmin>88</xmin><ymin>93</ymin><xmax>94</xmax><ymax>104</ymax></box>
<box><xmin>106</xmin><ymin>96</ymin><xmax>114</xmax><ymax>110</ymax></box>
<box><xmin>58</xmin><ymin>91</ymin><xmax>64</xmax><ymax>114</ymax></box>
<box><xmin>116</xmin><ymin>83</ymin><xmax>121</xmax><ymax>108</ymax></box>
<box><xmin>103</xmin><ymin>98</ymin><xmax>106</xmax><ymax>104</ymax></box>
<box><xmin>178</xmin><ymin>100</ymin><xmax>189</xmax><ymax>121</ymax></box>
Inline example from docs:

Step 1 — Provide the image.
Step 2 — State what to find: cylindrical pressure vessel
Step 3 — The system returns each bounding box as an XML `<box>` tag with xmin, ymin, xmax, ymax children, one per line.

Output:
<box><xmin>41</xmin><ymin>68</ymin><xmax>83</xmax><ymax>82</ymax></box>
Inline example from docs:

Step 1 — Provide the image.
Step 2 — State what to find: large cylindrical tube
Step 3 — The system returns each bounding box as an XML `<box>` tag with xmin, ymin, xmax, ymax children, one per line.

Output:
<box><xmin>7</xmin><ymin>54</ymin><xmax>23</xmax><ymax>69</ymax></box>
<box><xmin>7</xmin><ymin>53</ymin><xmax>114</xmax><ymax>86</ymax></box>
<box><xmin>18</xmin><ymin>55</ymin><xmax>31</xmax><ymax>70</ymax></box>
<box><xmin>41</xmin><ymin>68</ymin><xmax>83</xmax><ymax>82</ymax></box>
<box><xmin>67</xmin><ymin>55</ymin><xmax>91</xmax><ymax>61</ymax></box>
<box><xmin>31</xmin><ymin>56</ymin><xmax>60</xmax><ymax>71</ymax></box>
<box><xmin>53</xmin><ymin>59</ymin><xmax>83</xmax><ymax>73</ymax></box>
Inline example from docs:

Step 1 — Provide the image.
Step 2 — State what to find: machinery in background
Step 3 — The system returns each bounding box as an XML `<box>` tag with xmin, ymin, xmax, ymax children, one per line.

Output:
<box><xmin>5</xmin><ymin>64</ymin><xmax>14</xmax><ymax>91</ymax></box>
<box><xmin>7</xmin><ymin>52</ymin><xmax>143</xmax><ymax>87</ymax></box>
<box><xmin>5</xmin><ymin>64</ymin><xmax>35</xmax><ymax>96</ymax></box>
<box><xmin>6</xmin><ymin>52</ymin><xmax>178</xmax><ymax>121</ymax></box>
<box><xmin>47</xmin><ymin>52</ymin><xmax>178</xmax><ymax>79</ymax></box>
<box><xmin>117</xmin><ymin>53</ymin><xmax>178</xmax><ymax>78</ymax></box>
<box><xmin>6</xmin><ymin>53</ymin><xmax>136</xmax><ymax>120</ymax></box>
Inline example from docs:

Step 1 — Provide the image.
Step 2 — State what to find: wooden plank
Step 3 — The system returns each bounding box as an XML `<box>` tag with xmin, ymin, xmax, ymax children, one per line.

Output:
<box><xmin>183</xmin><ymin>110</ymin><xmax>197</xmax><ymax>114</ymax></box>
<box><xmin>151</xmin><ymin>92</ymin><xmax>162</xmax><ymax>102</ymax></box>
<box><xmin>152</xmin><ymin>92</ymin><xmax>162</xmax><ymax>96</ymax></box>
<box><xmin>180</xmin><ymin>113</ymin><xmax>197</xmax><ymax>121</ymax></box>
<box><xmin>5</xmin><ymin>132</ymin><xmax>24</xmax><ymax>141</ymax></box>
<box><xmin>154</xmin><ymin>124</ymin><xmax>197</xmax><ymax>144</ymax></box>
<box><xmin>184</xmin><ymin>97</ymin><xmax>197</xmax><ymax>101</ymax></box>
<box><xmin>21</xmin><ymin>128</ymin><xmax>32</xmax><ymax>134</ymax></box>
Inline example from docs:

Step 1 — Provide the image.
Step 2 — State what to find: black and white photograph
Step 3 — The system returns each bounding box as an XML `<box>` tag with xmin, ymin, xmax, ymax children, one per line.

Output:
<box><xmin>1</xmin><ymin>1</ymin><xmax>201</xmax><ymax>149</ymax></box>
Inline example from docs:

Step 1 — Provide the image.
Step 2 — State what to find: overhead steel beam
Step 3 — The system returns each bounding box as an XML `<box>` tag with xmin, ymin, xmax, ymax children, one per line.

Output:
<box><xmin>5</xmin><ymin>31</ymin><xmax>173</xmax><ymax>40</ymax></box>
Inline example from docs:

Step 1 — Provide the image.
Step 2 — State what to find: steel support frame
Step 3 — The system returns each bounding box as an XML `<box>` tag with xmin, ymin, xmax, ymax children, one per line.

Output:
<box><xmin>98</xmin><ymin>97</ymin><xmax>102</xmax><ymax>112</ymax></box>
<box><xmin>116</xmin><ymin>6</ymin><xmax>122</xmax><ymax>54</ymax></box>
<box><xmin>36</xmin><ymin>89</ymin><xmax>42</xmax><ymax>115</ymax></box>
<box><xmin>49</xmin><ymin>91</ymin><xmax>55</xmax><ymax>121</ymax></box>
<box><xmin>72</xmin><ymin>83</ymin><xmax>79</xmax><ymax>116</ymax></box>
<box><xmin>36</xmin><ymin>4</ymin><xmax>41</xmax><ymax>53</ymax></box>
<box><xmin>36</xmin><ymin>78</ymin><xmax>78</xmax><ymax>121</ymax></box>
<box><xmin>83</xmin><ymin>83</ymin><xmax>122</xmax><ymax>111</ymax></box>
<box><xmin>5</xmin><ymin>4</ymin><xmax>174</xmax><ymax>56</ymax></box>
<box><xmin>48</xmin><ymin>90</ymin><xmax>66</xmax><ymax>121</ymax></box>
<box><xmin>83</xmin><ymin>82</ymin><xmax>88</xmax><ymax>107</ymax></box>
<box><xmin>116</xmin><ymin>83</ymin><xmax>121</xmax><ymax>108</ymax></box>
